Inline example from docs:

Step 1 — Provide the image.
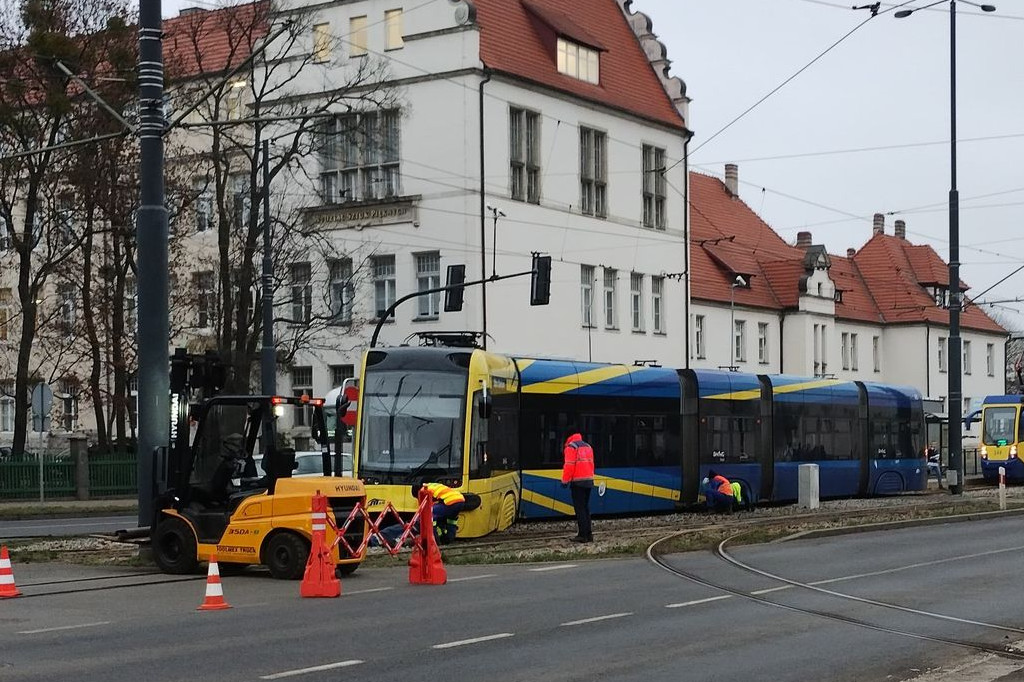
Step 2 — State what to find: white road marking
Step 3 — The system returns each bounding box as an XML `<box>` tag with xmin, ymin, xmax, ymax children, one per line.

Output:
<box><xmin>259</xmin><ymin>660</ymin><xmax>363</xmax><ymax>679</ymax></box>
<box><xmin>665</xmin><ymin>595</ymin><xmax>732</xmax><ymax>609</ymax></box>
<box><xmin>18</xmin><ymin>621</ymin><xmax>111</xmax><ymax>635</ymax></box>
<box><xmin>448</xmin><ymin>574</ymin><xmax>496</xmax><ymax>582</ymax></box>
<box><xmin>751</xmin><ymin>586</ymin><xmax>792</xmax><ymax>595</ymax></box>
<box><xmin>529</xmin><ymin>564</ymin><xmax>577</xmax><ymax>572</ymax></box>
<box><xmin>343</xmin><ymin>587</ymin><xmax>393</xmax><ymax>596</ymax></box>
<box><xmin>432</xmin><ymin>633</ymin><xmax>514</xmax><ymax>649</ymax></box>
<box><xmin>561</xmin><ymin>612</ymin><xmax>633</xmax><ymax>627</ymax></box>
<box><xmin>807</xmin><ymin>544</ymin><xmax>1024</xmax><ymax>586</ymax></box>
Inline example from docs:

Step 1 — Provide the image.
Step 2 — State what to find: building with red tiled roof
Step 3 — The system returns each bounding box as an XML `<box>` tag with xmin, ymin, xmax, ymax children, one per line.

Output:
<box><xmin>688</xmin><ymin>165</ymin><xmax>1007</xmax><ymax>411</ymax></box>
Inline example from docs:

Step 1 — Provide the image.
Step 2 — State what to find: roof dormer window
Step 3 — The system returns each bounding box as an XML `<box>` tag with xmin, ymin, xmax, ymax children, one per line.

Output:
<box><xmin>557</xmin><ymin>38</ymin><xmax>599</xmax><ymax>84</ymax></box>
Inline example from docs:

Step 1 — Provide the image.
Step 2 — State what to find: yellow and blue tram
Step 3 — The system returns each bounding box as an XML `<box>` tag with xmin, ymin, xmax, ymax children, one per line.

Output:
<box><xmin>979</xmin><ymin>395</ymin><xmax>1024</xmax><ymax>481</ymax></box>
<box><xmin>352</xmin><ymin>346</ymin><xmax>926</xmax><ymax>537</ymax></box>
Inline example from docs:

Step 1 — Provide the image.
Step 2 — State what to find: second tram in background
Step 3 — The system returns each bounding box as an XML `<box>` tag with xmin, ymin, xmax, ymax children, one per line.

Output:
<box><xmin>979</xmin><ymin>395</ymin><xmax>1024</xmax><ymax>481</ymax></box>
<box><xmin>351</xmin><ymin>346</ymin><xmax>926</xmax><ymax>538</ymax></box>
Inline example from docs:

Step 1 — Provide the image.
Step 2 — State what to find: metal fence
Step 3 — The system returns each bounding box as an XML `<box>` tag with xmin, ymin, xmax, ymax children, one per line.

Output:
<box><xmin>88</xmin><ymin>455</ymin><xmax>137</xmax><ymax>498</ymax></box>
<box><xmin>0</xmin><ymin>455</ymin><xmax>76</xmax><ymax>501</ymax></box>
<box><xmin>0</xmin><ymin>451</ymin><xmax>136</xmax><ymax>501</ymax></box>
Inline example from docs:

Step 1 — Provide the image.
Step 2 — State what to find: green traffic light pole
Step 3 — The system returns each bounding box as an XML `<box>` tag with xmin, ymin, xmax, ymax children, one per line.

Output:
<box><xmin>370</xmin><ymin>265</ymin><xmax>543</xmax><ymax>348</ymax></box>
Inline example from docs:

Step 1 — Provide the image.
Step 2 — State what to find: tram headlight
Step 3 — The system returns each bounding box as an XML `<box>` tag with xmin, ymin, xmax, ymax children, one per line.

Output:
<box><xmin>1011</xmin><ymin>445</ymin><xmax>1018</xmax><ymax>458</ymax></box>
<box><xmin>981</xmin><ymin>445</ymin><xmax>988</xmax><ymax>459</ymax></box>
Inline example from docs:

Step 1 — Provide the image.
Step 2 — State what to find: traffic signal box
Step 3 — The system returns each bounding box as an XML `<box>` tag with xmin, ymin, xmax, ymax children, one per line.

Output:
<box><xmin>530</xmin><ymin>254</ymin><xmax>551</xmax><ymax>306</ymax></box>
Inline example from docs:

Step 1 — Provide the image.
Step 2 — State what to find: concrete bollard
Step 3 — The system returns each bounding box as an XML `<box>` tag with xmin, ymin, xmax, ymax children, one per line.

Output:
<box><xmin>799</xmin><ymin>463</ymin><xmax>819</xmax><ymax>510</ymax></box>
<box><xmin>999</xmin><ymin>466</ymin><xmax>1007</xmax><ymax>511</ymax></box>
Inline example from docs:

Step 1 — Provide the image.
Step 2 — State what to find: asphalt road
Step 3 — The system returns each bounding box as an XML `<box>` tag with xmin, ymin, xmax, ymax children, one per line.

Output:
<box><xmin>0</xmin><ymin>515</ymin><xmax>138</xmax><ymax>539</ymax></box>
<box><xmin>3</xmin><ymin>518</ymin><xmax>1024</xmax><ymax>681</ymax></box>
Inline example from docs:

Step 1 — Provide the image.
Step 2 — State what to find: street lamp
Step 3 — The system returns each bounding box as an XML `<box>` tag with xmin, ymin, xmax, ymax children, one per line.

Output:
<box><xmin>730</xmin><ymin>274</ymin><xmax>746</xmax><ymax>369</ymax></box>
<box><xmin>895</xmin><ymin>0</ymin><xmax>995</xmax><ymax>495</ymax></box>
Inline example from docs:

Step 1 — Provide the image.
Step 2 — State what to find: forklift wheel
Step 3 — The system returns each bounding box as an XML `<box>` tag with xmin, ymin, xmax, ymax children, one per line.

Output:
<box><xmin>264</xmin><ymin>532</ymin><xmax>310</xmax><ymax>580</ymax></box>
<box><xmin>152</xmin><ymin>517</ymin><xmax>199</xmax><ymax>575</ymax></box>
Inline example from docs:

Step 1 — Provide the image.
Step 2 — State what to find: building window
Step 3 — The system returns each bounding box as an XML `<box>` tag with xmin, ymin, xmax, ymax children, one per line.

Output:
<box><xmin>509</xmin><ymin>107</ymin><xmax>540</xmax><ymax>204</ymax></box>
<box><xmin>415</xmin><ymin>251</ymin><xmax>440</xmax><ymax>318</ymax></box>
<box><xmin>0</xmin><ymin>214</ymin><xmax>10</xmax><ymax>250</ymax></box>
<box><xmin>125</xmin><ymin>278</ymin><xmax>137</xmax><ymax>332</ymax></box>
<box><xmin>0</xmin><ymin>382</ymin><xmax>13</xmax><ymax>432</ymax></box>
<box><xmin>225</xmin><ymin>83</ymin><xmax>245</xmax><ymax>121</ymax></box>
<box><xmin>734</xmin><ymin>320</ymin><xmax>746</xmax><ymax>363</ymax></box>
<box><xmin>384</xmin><ymin>9</ymin><xmax>403</xmax><ymax>50</ymax></box>
<box><xmin>987</xmin><ymin>343</ymin><xmax>995</xmax><ymax>377</ymax></box>
<box><xmin>964</xmin><ymin>339</ymin><xmax>972</xmax><ymax>375</ymax></box>
<box><xmin>320</xmin><ymin>111</ymin><xmax>401</xmax><ymax>203</ymax></box>
<box><xmin>193</xmin><ymin>178</ymin><xmax>212</xmax><ymax>233</ymax></box>
<box><xmin>56</xmin><ymin>197</ymin><xmax>74</xmax><ymax>246</ymax></box>
<box><xmin>694</xmin><ymin>314</ymin><xmax>705</xmax><ymax>358</ymax></box>
<box><xmin>758</xmin><ymin>322</ymin><xmax>769</xmax><ymax>364</ymax></box>
<box><xmin>229</xmin><ymin>172</ymin><xmax>250</xmax><ymax>229</ymax></box>
<box><xmin>59</xmin><ymin>284</ymin><xmax>76</xmax><ymax>335</ymax></box>
<box><xmin>938</xmin><ymin>336</ymin><xmax>947</xmax><ymax>373</ymax></box>
<box><xmin>329</xmin><ymin>258</ymin><xmax>354</xmax><ymax>325</ymax></box>
<box><xmin>580</xmin><ymin>265</ymin><xmax>594</xmax><ymax>327</ymax></box>
<box><xmin>349</xmin><ymin>15</ymin><xmax>367</xmax><ymax>56</ymax></box>
<box><xmin>841</xmin><ymin>332</ymin><xmax>850</xmax><ymax>370</ymax></box>
<box><xmin>193</xmin><ymin>271</ymin><xmax>215</xmax><ymax>329</ymax></box>
<box><xmin>873</xmin><ymin>335</ymin><xmax>881</xmax><ymax>373</ymax></box>
<box><xmin>821</xmin><ymin>326</ymin><xmax>828</xmax><ymax>374</ymax></box>
<box><xmin>642</xmin><ymin>145</ymin><xmax>666</xmax><ymax>229</ymax></box>
<box><xmin>373</xmin><ymin>255</ymin><xmax>396</xmax><ymax>318</ymax></box>
<box><xmin>851</xmin><ymin>333</ymin><xmax>859</xmax><ymax>371</ymax></box>
<box><xmin>292</xmin><ymin>366</ymin><xmax>313</xmax><ymax>427</ymax></box>
<box><xmin>59</xmin><ymin>380</ymin><xmax>78</xmax><ymax>432</ymax></box>
<box><xmin>330</xmin><ymin>364</ymin><xmax>355</xmax><ymax>388</ymax></box>
<box><xmin>933</xmin><ymin>286</ymin><xmax>949</xmax><ymax>308</ymax></box>
<box><xmin>556</xmin><ymin>37</ymin><xmax>599</xmax><ymax>84</ymax></box>
<box><xmin>603</xmin><ymin>268</ymin><xmax>617</xmax><ymax>329</ymax></box>
<box><xmin>312</xmin><ymin>22</ymin><xmax>331</xmax><ymax>62</ymax></box>
<box><xmin>652</xmin><ymin>276</ymin><xmax>664</xmax><ymax>334</ymax></box>
<box><xmin>580</xmin><ymin>127</ymin><xmax>607</xmax><ymax>218</ymax></box>
<box><xmin>630</xmin><ymin>272</ymin><xmax>644</xmax><ymax>332</ymax></box>
<box><xmin>290</xmin><ymin>262</ymin><xmax>312</xmax><ymax>324</ymax></box>
<box><xmin>814</xmin><ymin>324</ymin><xmax>828</xmax><ymax>375</ymax></box>
<box><xmin>0</xmin><ymin>288</ymin><xmax>10</xmax><ymax>342</ymax></box>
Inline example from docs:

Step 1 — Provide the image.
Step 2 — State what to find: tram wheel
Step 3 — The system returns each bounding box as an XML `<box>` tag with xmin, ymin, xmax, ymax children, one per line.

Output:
<box><xmin>497</xmin><ymin>492</ymin><xmax>517</xmax><ymax>531</ymax></box>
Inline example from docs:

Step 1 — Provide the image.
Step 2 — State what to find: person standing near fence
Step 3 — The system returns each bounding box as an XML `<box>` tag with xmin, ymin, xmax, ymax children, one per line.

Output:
<box><xmin>562</xmin><ymin>428</ymin><xmax>595</xmax><ymax>543</ymax></box>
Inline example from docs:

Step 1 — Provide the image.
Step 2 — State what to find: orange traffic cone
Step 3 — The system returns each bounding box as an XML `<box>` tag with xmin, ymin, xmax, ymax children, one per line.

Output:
<box><xmin>197</xmin><ymin>554</ymin><xmax>231</xmax><ymax>611</ymax></box>
<box><xmin>0</xmin><ymin>545</ymin><xmax>21</xmax><ymax>598</ymax></box>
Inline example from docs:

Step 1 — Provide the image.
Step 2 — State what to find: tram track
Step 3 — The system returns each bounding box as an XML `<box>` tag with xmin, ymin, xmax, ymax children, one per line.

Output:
<box><xmin>646</xmin><ymin>529</ymin><xmax>1024</xmax><ymax>662</ymax></box>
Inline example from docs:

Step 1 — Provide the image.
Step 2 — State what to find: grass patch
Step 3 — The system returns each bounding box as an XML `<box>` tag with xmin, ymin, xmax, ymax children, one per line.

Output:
<box><xmin>0</xmin><ymin>501</ymin><xmax>137</xmax><ymax>520</ymax></box>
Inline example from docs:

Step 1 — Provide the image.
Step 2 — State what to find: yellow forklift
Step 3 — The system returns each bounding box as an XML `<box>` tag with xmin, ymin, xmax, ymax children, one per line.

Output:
<box><xmin>150</xmin><ymin>350</ymin><xmax>365</xmax><ymax>579</ymax></box>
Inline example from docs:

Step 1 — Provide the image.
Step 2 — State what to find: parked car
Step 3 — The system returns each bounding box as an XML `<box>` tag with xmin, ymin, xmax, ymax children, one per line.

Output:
<box><xmin>250</xmin><ymin>448</ymin><xmax>352</xmax><ymax>480</ymax></box>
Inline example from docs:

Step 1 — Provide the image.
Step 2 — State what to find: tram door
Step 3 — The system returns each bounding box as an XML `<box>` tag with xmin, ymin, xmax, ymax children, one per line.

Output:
<box><xmin>679</xmin><ymin>370</ymin><xmax>700</xmax><ymax>506</ymax></box>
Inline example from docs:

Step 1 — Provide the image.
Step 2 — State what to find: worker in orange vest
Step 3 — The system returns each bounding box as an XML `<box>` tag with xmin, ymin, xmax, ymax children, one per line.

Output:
<box><xmin>562</xmin><ymin>429</ymin><xmax>595</xmax><ymax>543</ymax></box>
<box><xmin>702</xmin><ymin>470</ymin><xmax>735</xmax><ymax>513</ymax></box>
<box><xmin>423</xmin><ymin>482</ymin><xmax>466</xmax><ymax>545</ymax></box>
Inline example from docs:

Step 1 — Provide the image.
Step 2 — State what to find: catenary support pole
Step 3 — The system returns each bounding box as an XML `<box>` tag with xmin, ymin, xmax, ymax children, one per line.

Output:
<box><xmin>261</xmin><ymin>139</ymin><xmax>275</xmax><ymax>395</ymax></box>
<box><xmin>947</xmin><ymin>0</ymin><xmax>963</xmax><ymax>495</ymax></box>
<box><xmin>136</xmin><ymin>0</ymin><xmax>169</xmax><ymax>526</ymax></box>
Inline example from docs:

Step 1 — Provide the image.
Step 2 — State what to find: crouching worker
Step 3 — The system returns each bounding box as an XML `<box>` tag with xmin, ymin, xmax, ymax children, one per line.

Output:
<box><xmin>702</xmin><ymin>470</ymin><xmax>735</xmax><ymax>513</ymax></box>
<box><xmin>420</xmin><ymin>482</ymin><xmax>466</xmax><ymax>545</ymax></box>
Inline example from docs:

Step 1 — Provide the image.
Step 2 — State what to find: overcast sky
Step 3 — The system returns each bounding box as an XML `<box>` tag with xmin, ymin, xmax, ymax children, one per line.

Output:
<box><xmin>159</xmin><ymin>0</ymin><xmax>1024</xmax><ymax>332</ymax></box>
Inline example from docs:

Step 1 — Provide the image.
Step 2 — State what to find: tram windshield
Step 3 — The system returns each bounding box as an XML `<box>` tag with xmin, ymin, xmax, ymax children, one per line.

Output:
<box><xmin>983</xmin><ymin>407</ymin><xmax>1018</xmax><ymax>445</ymax></box>
<box><xmin>358</xmin><ymin>370</ymin><xmax>466</xmax><ymax>482</ymax></box>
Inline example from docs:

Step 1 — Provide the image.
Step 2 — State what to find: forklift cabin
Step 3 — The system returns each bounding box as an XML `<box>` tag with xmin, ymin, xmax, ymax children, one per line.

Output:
<box><xmin>151</xmin><ymin>392</ymin><xmax>366</xmax><ymax>579</ymax></box>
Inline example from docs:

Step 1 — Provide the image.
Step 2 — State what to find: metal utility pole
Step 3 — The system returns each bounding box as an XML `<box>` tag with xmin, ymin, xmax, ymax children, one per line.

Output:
<box><xmin>261</xmin><ymin>139</ymin><xmax>275</xmax><ymax>395</ymax></box>
<box><xmin>136</xmin><ymin>0</ymin><xmax>169</xmax><ymax>526</ymax></box>
<box><xmin>947</xmin><ymin>1</ymin><xmax>963</xmax><ymax>494</ymax></box>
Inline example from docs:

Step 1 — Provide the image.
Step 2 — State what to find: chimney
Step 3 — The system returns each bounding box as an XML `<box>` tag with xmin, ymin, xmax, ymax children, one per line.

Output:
<box><xmin>724</xmin><ymin>163</ymin><xmax>739</xmax><ymax>198</ymax></box>
<box><xmin>847</xmin><ymin>248</ymin><xmax>856</xmax><ymax>258</ymax></box>
<box><xmin>894</xmin><ymin>219</ymin><xmax>906</xmax><ymax>240</ymax></box>
<box><xmin>796</xmin><ymin>231</ymin><xmax>812</xmax><ymax>248</ymax></box>
<box><xmin>872</xmin><ymin>213</ymin><xmax>885</xmax><ymax>236</ymax></box>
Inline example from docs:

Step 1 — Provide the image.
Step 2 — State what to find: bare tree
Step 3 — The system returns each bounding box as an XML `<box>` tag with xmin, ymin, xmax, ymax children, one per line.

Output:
<box><xmin>0</xmin><ymin>0</ymin><xmax>135</xmax><ymax>454</ymax></box>
<box><xmin>165</xmin><ymin>0</ymin><xmax>396</xmax><ymax>391</ymax></box>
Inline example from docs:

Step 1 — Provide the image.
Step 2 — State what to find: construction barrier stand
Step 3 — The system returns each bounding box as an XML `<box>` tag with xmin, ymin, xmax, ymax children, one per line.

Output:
<box><xmin>301</xmin><ymin>491</ymin><xmax>341</xmax><ymax>598</ymax></box>
<box><xmin>409</xmin><ymin>487</ymin><xmax>447</xmax><ymax>585</ymax></box>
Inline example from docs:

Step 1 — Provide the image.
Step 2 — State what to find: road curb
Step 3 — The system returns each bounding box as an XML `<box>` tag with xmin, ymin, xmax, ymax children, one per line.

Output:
<box><xmin>776</xmin><ymin>506</ymin><xmax>1024</xmax><ymax>542</ymax></box>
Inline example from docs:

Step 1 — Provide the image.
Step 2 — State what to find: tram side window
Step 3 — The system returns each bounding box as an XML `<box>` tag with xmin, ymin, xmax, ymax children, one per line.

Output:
<box><xmin>832</xmin><ymin>418</ymin><xmax>854</xmax><ymax>460</ymax></box>
<box><xmin>489</xmin><ymin>407</ymin><xmax>519</xmax><ymax>474</ymax></box>
<box><xmin>537</xmin><ymin>411</ymin><xmax>570</xmax><ymax>467</ymax></box>
<box><xmin>703</xmin><ymin>416</ymin><xmax>757</xmax><ymax>464</ymax></box>
<box><xmin>800</xmin><ymin>417</ymin><xmax>832</xmax><ymax>461</ymax></box>
<box><xmin>635</xmin><ymin>415</ymin><xmax>670</xmax><ymax>467</ymax></box>
<box><xmin>582</xmin><ymin>413</ymin><xmax>631</xmax><ymax>467</ymax></box>
<box><xmin>871</xmin><ymin>419</ymin><xmax>893</xmax><ymax>459</ymax></box>
<box><xmin>469</xmin><ymin>397</ymin><xmax>489</xmax><ymax>479</ymax></box>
